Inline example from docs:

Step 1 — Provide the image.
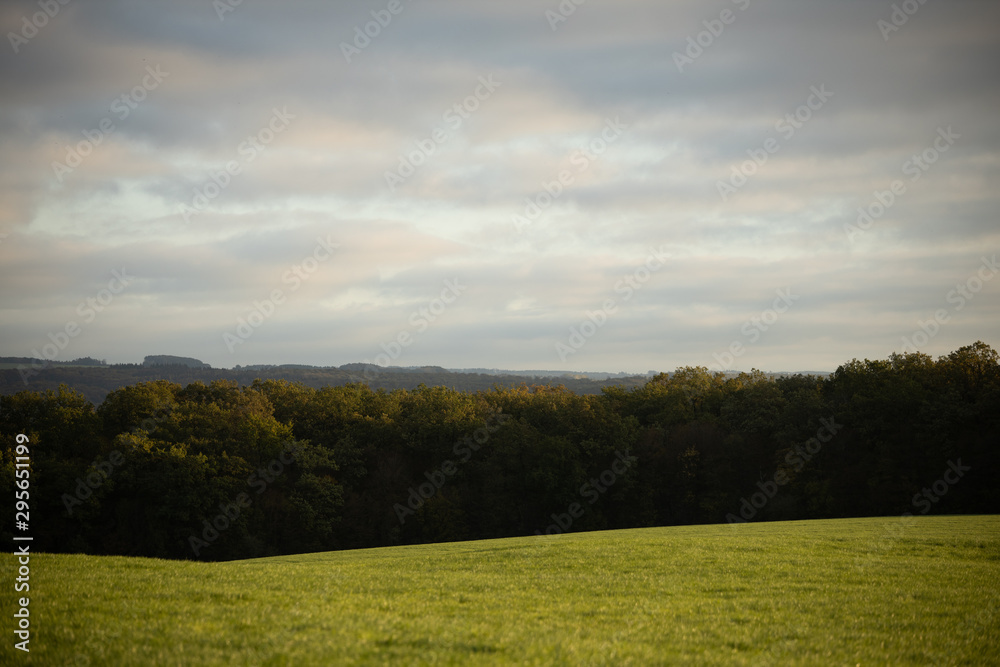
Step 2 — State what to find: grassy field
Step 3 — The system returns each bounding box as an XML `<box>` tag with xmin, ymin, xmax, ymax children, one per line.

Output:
<box><xmin>2</xmin><ymin>516</ymin><xmax>998</xmax><ymax>665</ymax></box>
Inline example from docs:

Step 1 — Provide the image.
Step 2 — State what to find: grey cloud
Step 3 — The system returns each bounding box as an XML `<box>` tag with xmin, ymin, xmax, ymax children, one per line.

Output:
<box><xmin>1</xmin><ymin>0</ymin><xmax>997</xmax><ymax>373</ymax></box>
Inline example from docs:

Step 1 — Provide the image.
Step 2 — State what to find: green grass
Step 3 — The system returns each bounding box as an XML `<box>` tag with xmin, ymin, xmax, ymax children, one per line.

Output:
<box><xmin>3</xmin><ymin>516</ymin><xmax>998</xmax><ymax>665</ymax></box>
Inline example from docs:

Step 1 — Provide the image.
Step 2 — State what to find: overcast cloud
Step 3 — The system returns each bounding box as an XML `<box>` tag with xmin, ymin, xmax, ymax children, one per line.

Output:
<box><xmin>1</xmin><ymin>0</ymin><xmax>998</xmax><ymax>372</ymax></box>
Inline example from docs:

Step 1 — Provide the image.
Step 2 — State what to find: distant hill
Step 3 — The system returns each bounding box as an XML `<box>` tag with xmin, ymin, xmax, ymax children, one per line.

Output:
<box><xmin>449</xmin><ymin>368</ymin><xmax>659</xmax><ymax>381</ymax></box>
<box><xmin>0</xmin><ymin>356</ymin><xmax>106</xmax><ymax>367</ymax></box>
<box><xmin>0</xmin><ymin>354</ymin><xmax>830</xmax><ymax>406</ymax></box>
<box><xmin>0</xmin><ymin>363</ymin><xmax>652</xmax><ymax>405</ymax></box>
<box><xmin>143</xmin><ymin>355</ymin><xmax>211</xmax><ymax>369</ymax></box>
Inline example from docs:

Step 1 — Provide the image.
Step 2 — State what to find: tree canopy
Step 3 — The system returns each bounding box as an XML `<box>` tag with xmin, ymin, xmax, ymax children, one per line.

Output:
<box><xmin>2</xmin><ymin>342</ymin><xmax>996</xmax><ymax>561</ymax></box>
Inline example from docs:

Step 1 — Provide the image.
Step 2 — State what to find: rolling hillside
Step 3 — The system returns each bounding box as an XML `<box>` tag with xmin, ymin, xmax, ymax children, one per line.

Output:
<box><xmin>3</xmin><ymin>516</ymin><xmax>997</xmax><ymax>665</ymax></box>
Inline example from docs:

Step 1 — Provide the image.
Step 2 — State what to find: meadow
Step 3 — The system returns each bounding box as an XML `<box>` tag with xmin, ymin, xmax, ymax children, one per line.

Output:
<box><xmin>2</xmin><ymin>515</ymin><xmax>998</xmax><ymax>665</ymax></box>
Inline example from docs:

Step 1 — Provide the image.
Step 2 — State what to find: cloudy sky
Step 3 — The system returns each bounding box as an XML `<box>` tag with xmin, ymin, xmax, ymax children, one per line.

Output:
<box><xmin>1</xmin><ymin>0</ymin><xmax>998</xmax><ymax>373</ymax></box>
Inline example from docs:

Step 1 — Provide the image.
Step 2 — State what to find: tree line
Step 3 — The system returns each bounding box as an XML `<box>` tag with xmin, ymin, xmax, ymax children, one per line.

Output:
<box><xmin>1</xmin><ymin>342</ymin><xmax>996</xmax><ymax>561</ymax></box>
<box><xmin>0</xmin><ymin>362</ymin><xmax>650</xmax><ymax>406</ymax></box>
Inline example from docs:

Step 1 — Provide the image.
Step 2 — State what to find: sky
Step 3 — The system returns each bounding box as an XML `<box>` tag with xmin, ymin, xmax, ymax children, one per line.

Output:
<box><xmin>1</xmin><ymin>0</ymin><xmax>998</xmax><ymax>373</ymax></box>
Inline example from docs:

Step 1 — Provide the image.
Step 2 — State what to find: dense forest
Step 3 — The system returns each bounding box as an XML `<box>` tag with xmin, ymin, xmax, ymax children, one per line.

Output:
<box><xmin>2</xmin><ymin>342</ymin><xmax>997</xmax><ymax>561</ymax></box>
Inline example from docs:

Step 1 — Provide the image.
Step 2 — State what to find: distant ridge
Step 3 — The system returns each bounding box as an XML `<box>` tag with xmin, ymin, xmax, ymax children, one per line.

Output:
<box><xmin>1</xmin><ymin>355</ymin><xmax>831</xmax><ymax>380</ymax></box>
<box><xmin>143</xmin><ymin>355</ymin><xmax>211</xmax><ymax>369</ymax></box>
<box><xmin>446</xmin><ymin>368</ymin><xmax>830</xmax><ymax>379</ymax></box>
<box><xmin>0</xmin><ymin>363</ymin><xmax>652</xmax><ymax>405</ymax></box>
